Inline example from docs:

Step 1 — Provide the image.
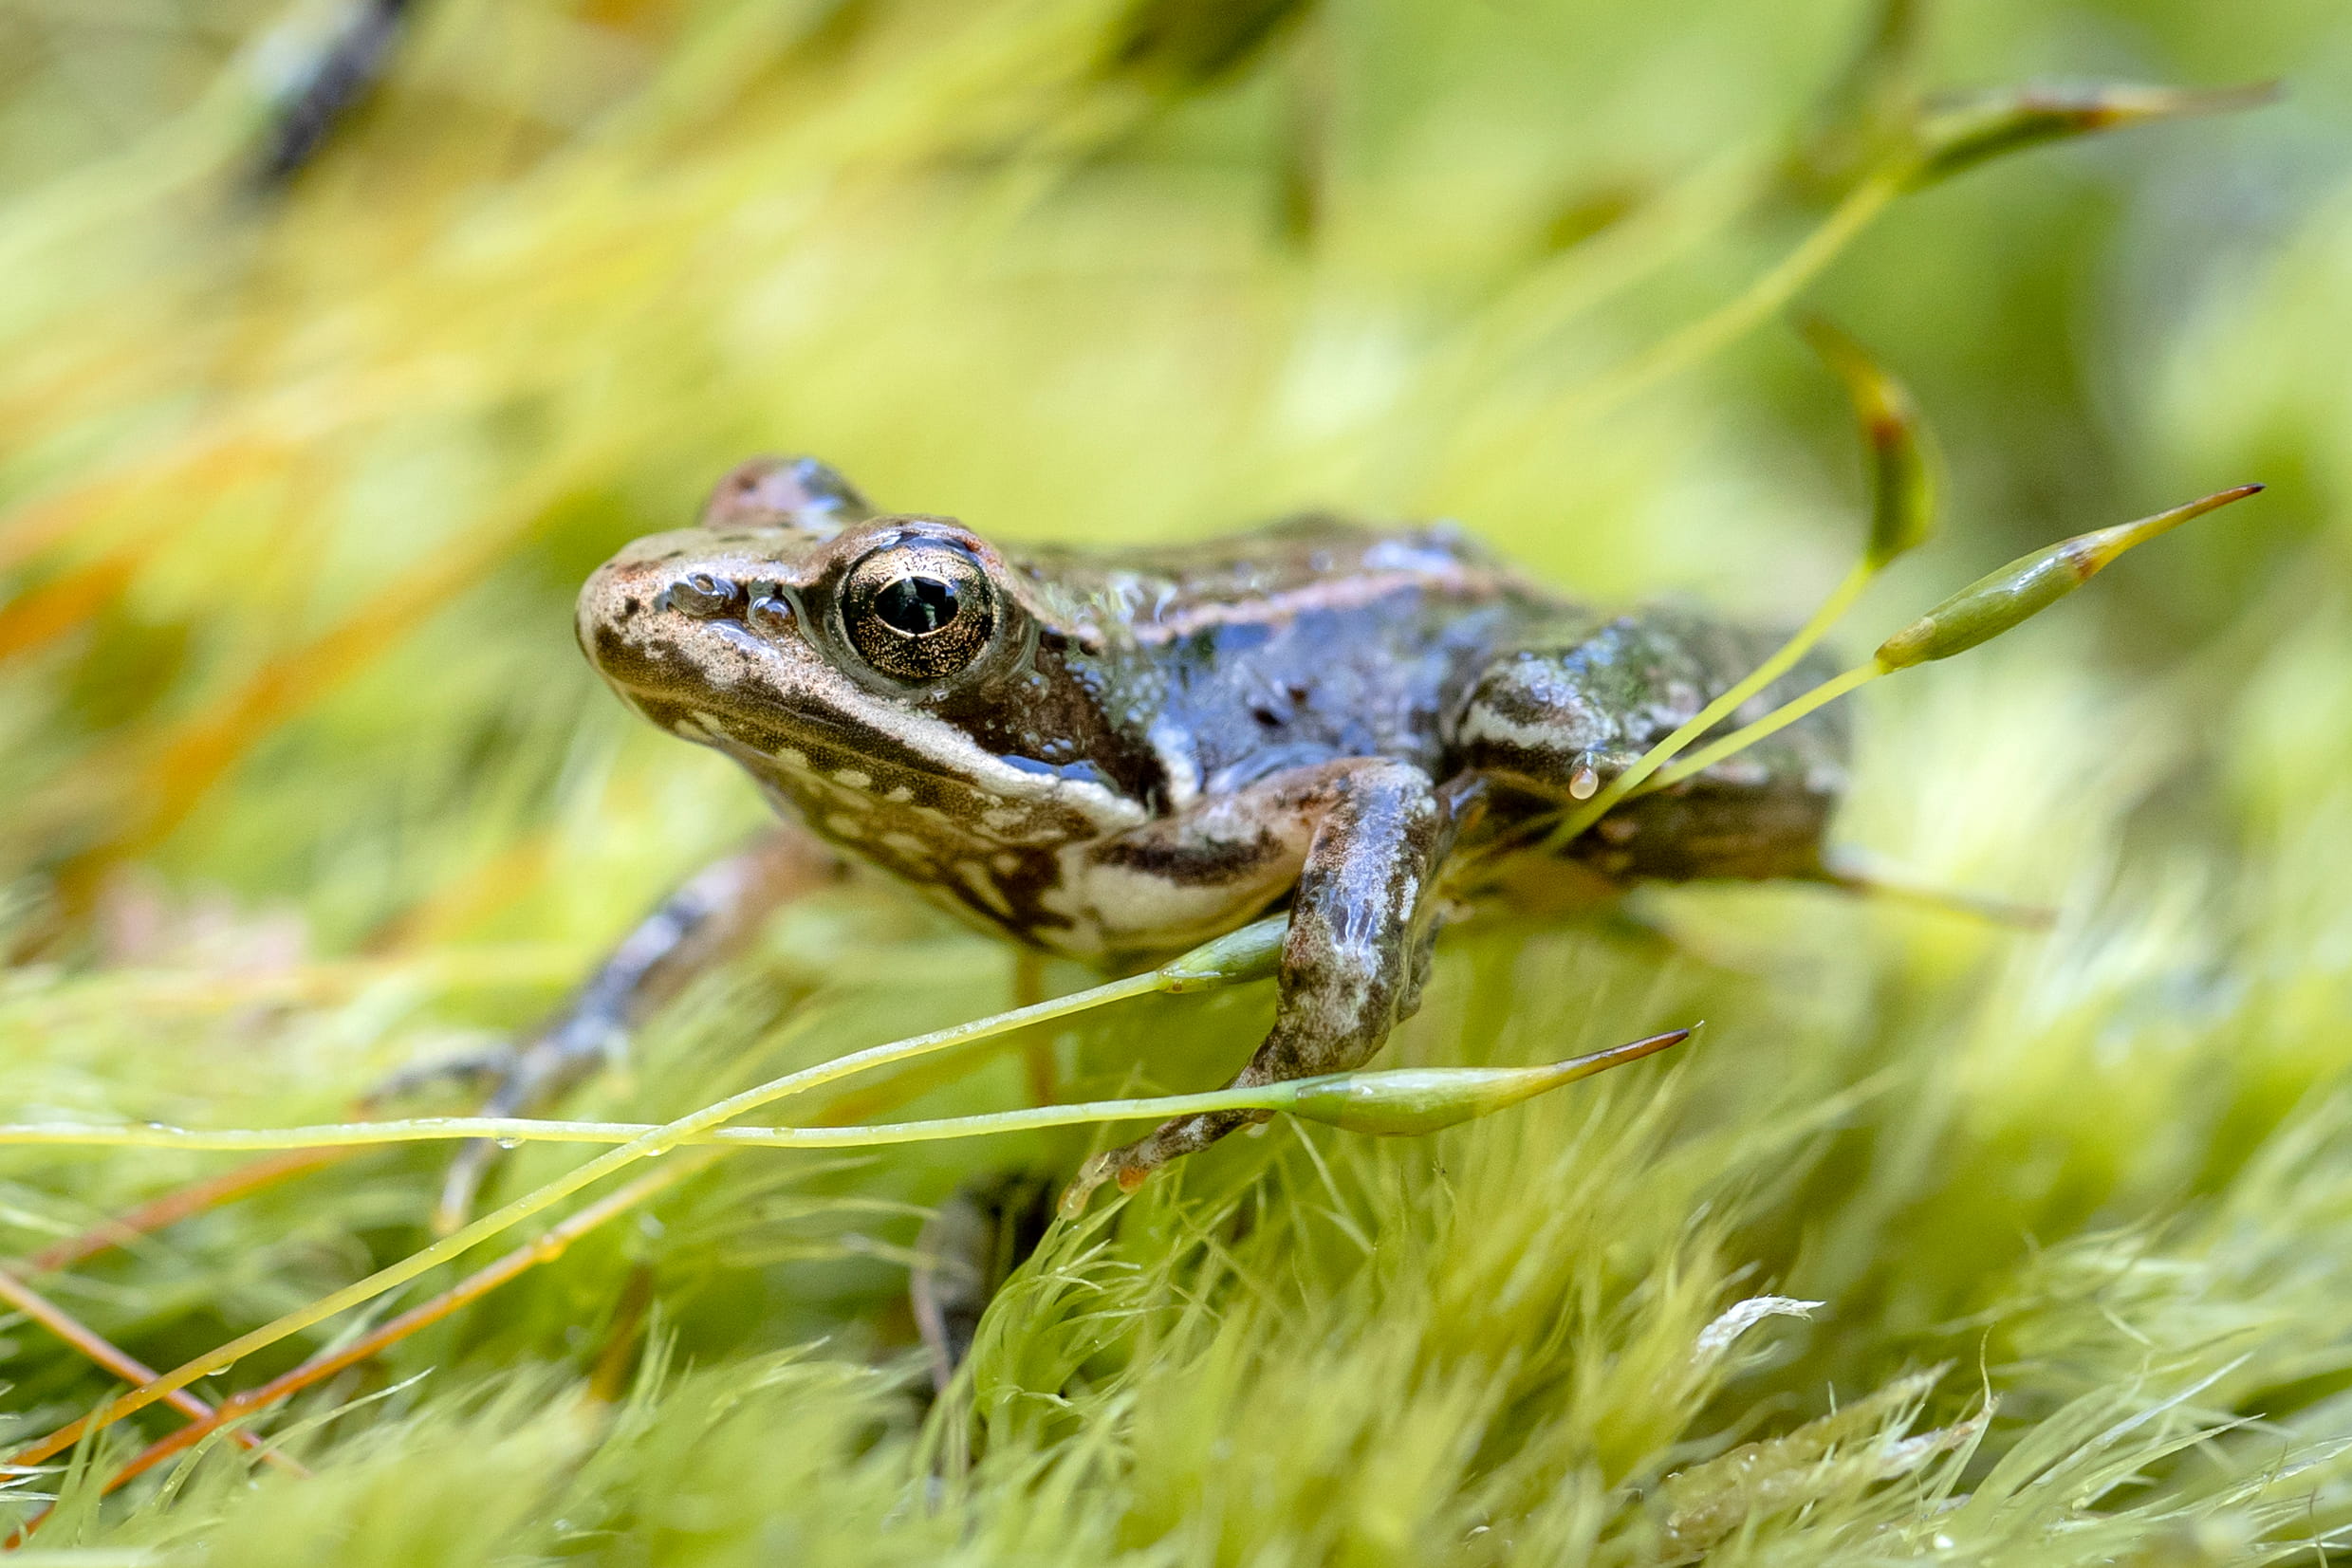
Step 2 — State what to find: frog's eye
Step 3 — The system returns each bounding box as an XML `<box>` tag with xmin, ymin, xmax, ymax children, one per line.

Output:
<box><xmin>842</xmin><ymin>541</ymin><xmax>996</xmax><ymax>681</ymax></box>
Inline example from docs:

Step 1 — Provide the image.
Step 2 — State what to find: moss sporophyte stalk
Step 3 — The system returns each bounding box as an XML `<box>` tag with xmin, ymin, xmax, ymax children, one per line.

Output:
<box><xmin>1640</xmin><ymin>485</ymin><xmax>2264</xmax><ymax>793</ymax></box>
<box><xmin>0</xmin><ymin>1031</ymin><xmax>1697</xmax><ymax>1153</ymax></box>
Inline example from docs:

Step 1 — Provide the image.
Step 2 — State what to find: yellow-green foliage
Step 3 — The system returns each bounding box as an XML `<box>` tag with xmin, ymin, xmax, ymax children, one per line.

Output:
<box><xmin>4</xmin><ymin>0</ymin><xmax>2350</xmax><ymax>1561</ymax></box>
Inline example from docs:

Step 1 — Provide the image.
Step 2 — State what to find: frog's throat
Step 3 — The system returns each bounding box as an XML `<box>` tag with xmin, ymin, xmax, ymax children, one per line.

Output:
<box><xmin>687</xmin><ymin>705</ymin><xmax>1145</xmax><ymax>842</ymax></box>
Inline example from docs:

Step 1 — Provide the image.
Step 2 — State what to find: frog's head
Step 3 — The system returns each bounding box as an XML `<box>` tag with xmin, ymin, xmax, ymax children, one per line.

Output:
<box><xmin>577</xmin><ymin>457</ymin><xmax>1155</xmax><ymax>860</ymax></box>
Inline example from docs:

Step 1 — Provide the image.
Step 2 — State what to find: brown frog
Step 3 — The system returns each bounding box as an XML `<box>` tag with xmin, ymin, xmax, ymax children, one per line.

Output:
<box><xmin>447</xmin><ymin>455</ymin><xmax>1841</xmax><ymax>1221</ymax></box>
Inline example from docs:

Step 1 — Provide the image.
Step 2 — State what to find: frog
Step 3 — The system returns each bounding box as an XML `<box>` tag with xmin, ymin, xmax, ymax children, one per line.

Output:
<box><xmin>436</xmin><ymin>452</ymin><xmax>1843</xmax><ymax>1222</ymax></box>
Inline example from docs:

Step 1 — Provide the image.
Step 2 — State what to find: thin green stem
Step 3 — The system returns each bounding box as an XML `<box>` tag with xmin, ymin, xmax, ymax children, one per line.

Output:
<box><xmin>6</xmin><ymin>963</ymin><xmax>1172</xmax><ymax>1466</ymax></box>
<box><xmin>0</xmin><ymin>1085</ymin><xmax>1322</xmax><ymax>1156</ymax></box>
<box><xmin>1644</xmin><ymin>661</ymin><xmax>1882</xmax><ymax>791</ymax></box>
<box><xmin>1548</xmin><ymin>560</ymin><xmax>1876</xmax><ymax>849</ymax></box>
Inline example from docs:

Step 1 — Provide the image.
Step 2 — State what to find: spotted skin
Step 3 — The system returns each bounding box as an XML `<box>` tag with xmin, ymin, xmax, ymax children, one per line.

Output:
<box><xmin>555</xmin><ymin>456</ymin><xmax>1848</xmax><ymax>1190</ymax></box>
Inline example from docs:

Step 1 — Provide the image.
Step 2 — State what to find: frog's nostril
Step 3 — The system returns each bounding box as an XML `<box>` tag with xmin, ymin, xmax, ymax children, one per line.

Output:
<box><xmin>667</xmin><ymin>572</ymin><xmax>739</xmax><ymax>619</ymax></box>
<box><xmin>747</xmin><ymin>594</ymin><xmax>796</xmax><ymax>637</ymax></box>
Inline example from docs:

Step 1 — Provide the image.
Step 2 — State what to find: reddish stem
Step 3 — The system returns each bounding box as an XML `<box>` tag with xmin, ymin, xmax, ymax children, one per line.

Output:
<box><xmin>0</xmin><ymin>1267</ymin><xmax>304</xmax><ymax>1476</ymax></box>
<box><xmin>24</xmin><ymin>1149</ymin><xmax>353</xmax><ymax>1274</ymax></box>
<box><xmin>3</xmin><ymin>1151</ymin><xmax>714</xmax><ymax>1545</ymax></box>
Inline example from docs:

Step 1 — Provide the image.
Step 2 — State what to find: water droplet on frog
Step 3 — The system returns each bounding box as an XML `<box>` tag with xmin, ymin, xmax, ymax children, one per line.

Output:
<box><xmin>495</xmin><ymin>1137</ymin><xmax>521</xmax><ymax>1150</ymax></box>
<box><xmin>1568</xmin><ymin>760</ymin><xmax>1600</xmax><ymax>800</ymax></box>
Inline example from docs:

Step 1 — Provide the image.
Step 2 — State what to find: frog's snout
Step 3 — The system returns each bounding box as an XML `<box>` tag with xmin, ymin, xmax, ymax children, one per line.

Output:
<box><xmin>575</xmin><ymin>533</ymin><xmax>830</xmax><ymax>739</ymax></box>
<box><xmin>574</xmin><ymin>540</ymin><xmax>733</xmax><ymax>704</ymax></box>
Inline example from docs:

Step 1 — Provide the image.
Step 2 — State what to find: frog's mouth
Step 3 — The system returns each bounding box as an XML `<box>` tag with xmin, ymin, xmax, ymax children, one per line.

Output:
<box><xmin>577</xmin><ymin>542</ymin><xmax>1148</xmax><ymax>845</ymax></box>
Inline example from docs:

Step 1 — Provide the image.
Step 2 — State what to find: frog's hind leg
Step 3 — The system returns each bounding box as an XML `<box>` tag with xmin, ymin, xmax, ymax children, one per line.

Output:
<box><xmin>1074</xmin><ymin>759</ymin><xmax>1455</xmax><ymax>1199</ymax></box>
<box><xmin>429</xmin><ymin>826</ymin><xmax>845</xmax><ymax>1231</ymax></box>
<box><xmin>1452</xmin><ymin>613</ymin><xmax>1851</xmax><ymax>884</ymax></box>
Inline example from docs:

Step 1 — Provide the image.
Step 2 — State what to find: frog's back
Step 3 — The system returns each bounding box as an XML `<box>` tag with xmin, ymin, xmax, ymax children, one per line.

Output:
<box><xmin>1017</xmin><ymin>512</ymin><xmax>1505</xmax><ymax>600</ymax></box>
<box><xmin>1015</xmin><ymin>515</ymin><xmax>1579</xmax><ymax>800</ymax></box>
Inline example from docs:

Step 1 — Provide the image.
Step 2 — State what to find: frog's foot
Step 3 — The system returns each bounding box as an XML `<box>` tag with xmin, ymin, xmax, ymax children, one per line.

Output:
<box><xmin>360</xmin><ymin>1043</ymin><xmax>518</xmax><ymax>1111</ymax></box>
<box><xmin>1061</xmin><ymin>1109</ymin><xmax>1271</xmax><ymax>1213</ymax></box>
<box><xmin>433</xmin><ymin>1013</ymin><xmax>620</xmax><ymax>1233</ymax></box>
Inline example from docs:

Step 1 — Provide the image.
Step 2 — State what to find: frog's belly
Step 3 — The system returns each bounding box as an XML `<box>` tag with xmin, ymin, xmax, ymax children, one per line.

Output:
<box><xmin>1037</xmin><ymin>846</ymin><xmax>1306</xmax><ymax>968</ymax></box>
<box><xmin>806</xmin><ymin>812</ymin><xmax>1301</xmax><ymax>971</ymax></box>
<box><xmin>858</xmin><ymin>844</ymin><xmax>1293</xmax><ymax>970</ymax></box>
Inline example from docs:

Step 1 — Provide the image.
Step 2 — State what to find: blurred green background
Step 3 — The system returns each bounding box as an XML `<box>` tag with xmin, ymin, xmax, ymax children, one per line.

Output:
<box><xmin>5</xmin><ymin>1</ymin><xmax>2352</xmax><ymax>1562</ymax></box>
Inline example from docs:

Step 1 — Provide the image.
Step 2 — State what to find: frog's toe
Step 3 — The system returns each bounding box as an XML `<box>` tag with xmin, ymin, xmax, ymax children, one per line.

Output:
<box><xmin>435</xmin><ymin>1140</ymin><xmax>500</xmax><ymax>1236</ymax></box>
<box><xmin>360</xmin><ymin>1042</ymin><xmax>541</xmax><ymax>1235</ymax></box>
<box><xmin>431</xmin><ymin>1021</ymin><xmax>619</xmax><ymax>1233</ymax></box>
<box><xmin>1061</xmin><ymin>1108</ymin><xmax>1270</xmax><ymax>1214</ymax></box>
<box><xmin>1057</xmin><ymin>1153</ymin><xmax>1117</xmax><ymax>1217</ymax></box>
<box><xmin>1056</xmin><ymin>1145</ymin><xmax>1158</xmax><ymax>1218</ymax></box>
<box><xmin>360</xmin><ymin>1043</ymin><xmax>518</xmax><ymax>1111</ymax></box>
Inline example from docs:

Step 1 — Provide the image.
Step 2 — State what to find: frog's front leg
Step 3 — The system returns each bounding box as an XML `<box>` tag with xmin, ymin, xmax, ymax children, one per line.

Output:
<box><xmin>1079</xmin><ymin>758</ymin><xmax>1455</xmax><ymax>1196</ymax></box>
<box><xmin>431</xmin><ymin>826</ymin><xmax>844</xmax><ymax>1229</ymax></box>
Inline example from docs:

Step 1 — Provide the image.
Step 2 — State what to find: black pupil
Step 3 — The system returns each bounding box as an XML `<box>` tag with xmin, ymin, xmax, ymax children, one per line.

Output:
<box><xmin>874</xmin><ymin>574</ymin><xmax>959</xmax><ymax>636</ymax></box>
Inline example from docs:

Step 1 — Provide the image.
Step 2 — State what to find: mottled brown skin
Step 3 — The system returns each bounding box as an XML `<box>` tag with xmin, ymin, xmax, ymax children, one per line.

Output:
<box><xmin>549</xmin><ymin>456</ymin><xmax>1846</xmax><ymax>1192</ymax></box>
